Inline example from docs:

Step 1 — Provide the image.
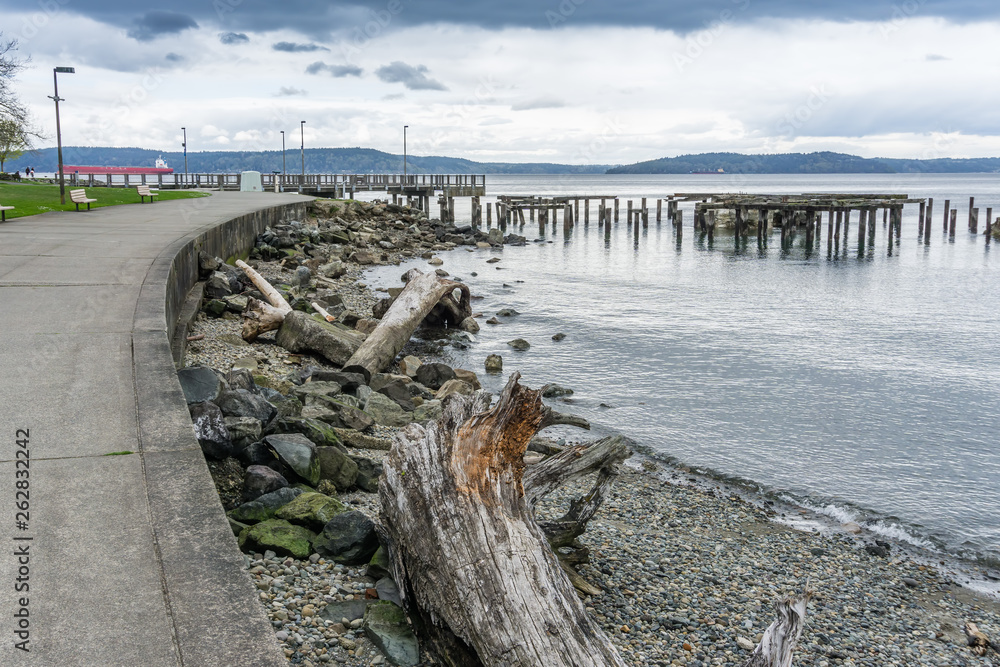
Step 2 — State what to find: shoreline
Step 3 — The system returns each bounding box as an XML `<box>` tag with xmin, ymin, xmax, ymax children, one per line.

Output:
<box><xmin>185</xmin><ymin>198</ymin><xmax>1000</xmax><ymax>665</ymax></box>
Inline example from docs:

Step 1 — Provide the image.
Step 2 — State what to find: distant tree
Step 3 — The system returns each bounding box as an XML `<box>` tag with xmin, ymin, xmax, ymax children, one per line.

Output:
<box><xmin>0</xmin><ymin>33</ymin><xmax>40</xmax><ymax>172</ymax></box>
<box><xmin>0</xmin><ymin>117</ymin><xmax>29</xmax><ymax>171</ymax></box>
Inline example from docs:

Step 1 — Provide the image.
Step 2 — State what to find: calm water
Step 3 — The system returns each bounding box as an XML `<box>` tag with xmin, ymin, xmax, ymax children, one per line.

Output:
<box><xmin>364</xmin><ymin>174</ymin><xmax>1000</xmax><ymax>578</ymax></box>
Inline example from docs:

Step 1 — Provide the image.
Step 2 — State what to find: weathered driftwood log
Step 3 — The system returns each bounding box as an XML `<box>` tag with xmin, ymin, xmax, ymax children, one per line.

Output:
<box><xmin>965</xmin><ymin>621</ymin><xmax>995</xmax><ymax>656</ymax></box>
<box><xmin>739</xmin><ymin>593</ymin><xmax>811</xmax><ymax>667</ymax></box>
<box><xmin>236</xmin><ymin>259</ymin><xmax>293</xmax><ymax>341</ymax></box>
<box><xmin>379</xmin><ymin>374</ymin><xmax>628</xmax><ymax>667</ymax></box>
<box><xmin>343</xmin><ymin>269</ymin><xmax>471</xmax><ymax>378</ymax></box>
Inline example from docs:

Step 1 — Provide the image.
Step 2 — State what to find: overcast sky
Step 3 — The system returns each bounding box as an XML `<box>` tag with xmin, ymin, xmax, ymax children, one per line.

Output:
<box><xmin>3</xmin><ymin>0</ymin><xmax>999</xmax><ymax>164</ymax></box>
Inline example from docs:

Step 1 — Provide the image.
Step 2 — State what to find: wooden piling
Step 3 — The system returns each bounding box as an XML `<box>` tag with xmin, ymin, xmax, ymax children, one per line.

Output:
<box><xmin>614</xmin><ymin>198</ymin><xmax>619</xmax><ymax>224</ymax></box>
<box><xmin>584</xmin><ymin>198</ymin><xmax>590</xmax><ymax>225</ymax></box>
<box><xmin>987</xmin><ymin>207</ymin><xmax>993</xmax><ymax>245</ymax></box>
<box><xmin>949</xmin><ymin>209</ymin><xmax>957</xmax><ymax>237</ymax></box>
<box><xmin>925</xmin><ymin>198</ymin><xmax>933</xmax><ymax>240</ymax></box>
<box><xmin>918</xmin><ymin>201</ymin><xmax>925</xmax><ymax>238</ymax></box>
<box><xmin>486</xmin><ymin>201</ymin><xmax>492</xmax><ymax>228</ymax></box>
<box><xmin>574</xmin><ymin>198</ymin><xmax>580</xmax><ymax>221</ymax></box>
<box><xmin>627</xmin><ymin>200</ymin><xmax>633</xmax><ymax>225</ymax></box>
<box><xmin>656</xmin><ymin>199</ymin><xmax>662</xmax><ymax>223</ymax></box>
<box><xmin>834</xmin><ymin>209</ymin><xmax>843</xmax><ymax>250</ymax></box>
<box><xmin>858</xmin><ymin>208</ymin><xmax>867</xmax><ymax>248</ymax></box>
<box><xmin>969</xmin><ymin>196</ymin><xmax>975</xmax><ymax>230</ymax></box>
<box><xmin>676</xmin><ymin>210</ymin><xmax>683</xmax><ymax>240</ymax></box>
<box><xmin>518</xmin><ymin>207</ymin><xmax>526</xmax><ymax>226</ymax></box>
<box><xmin>843</xmin><ymin>209</ymin><xmax>851</xmax><ymax>248</ymax></box>
<box><xmin>943</xmin><ymin>199</ymin><xmax>950</xmax><ymax>232</ymax></box>
<box><xmin>604</xmin><ymin>208</ymin><xmax>611</xmax><ymax>240</ymax></box>
<box><xmin>758</xmin><ymin>209</ymin><xmax>766</xmax><ymax>242</ymax></box>
<box><xmin>970</xmin><ymin>208</ymin><xmax>979</xmax><ymax>234</ymax></box>
<box><xmin>868</xmin><ymin>208</ymin><xmax>876</xmax><ymax>245</ymax></box>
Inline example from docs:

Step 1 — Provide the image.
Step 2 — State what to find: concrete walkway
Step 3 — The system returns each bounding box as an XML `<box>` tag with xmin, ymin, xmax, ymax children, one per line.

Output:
<box><xmin>0</xmin><ymin>192</ymin><xmax>311</xmax><ymax>666</ymax></box>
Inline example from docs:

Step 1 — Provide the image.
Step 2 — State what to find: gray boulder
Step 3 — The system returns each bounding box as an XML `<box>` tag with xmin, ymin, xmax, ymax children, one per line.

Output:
<box><xmin>177</xmin><ymin>366</ymin><xmax>222</xmax><ymax>404</ymax></box>
<box><xmin>377</xmin><ymin>379</ymin><xmax>415</xmax><ymax>412</ymax></box>
<box><xmin>375</xmin><ymin>577</ymin><xmax>402</xmax><ymax>607</ymax></box>
<box><xmin>507</xmin><ymin>338</ymin><xmax>530</xmax><ymax>351</ymax></box>
<box><xmin>216</xmin><ymin>389</ymin><xmax>277</xmax><ymax>424</ymax></box>
<box><xmin>313</xmin><ymin>511</ymin><xmax>380</xmax><ymax>565</ymax></box>
<box><xmin>412</xmin><ymin>400</ymin><xmax>443</xmax><ymax>423</ymax></box>
<box><xmin>364</xmin><ymin>602</ymin><xmax>420</xmax><ymax>667</ymax></box>
<box><xmin>188</xmin><ymin>401</ymin><xmax>232</xmax><ymax>460</ymax></box>
<box><xmin>351</xmin><ymin>456</ymin><xmax>382</xmax><ymax>493</ymax></box>
<box><xmin>263</xmin><ymin>434</ymin><xmax>321</xmax><ymax>486</ymax></box>
<box><xmin>243</xmin><ymin>465</ymin><xmax>289</xmax><ymax>503</ymax></box>
<box><xmin>317</xmin><ymin>447</ymin><xmax>359</xmax><ymax>490</ymax></box>
<box><xmin>484</xmin><ymin>354</ymin><xmax>503</xmax><ymax>372</ymax></box>
<box><xmin>228</xmin><ymin>485</ymin><xmax>304</xmax><ymax>524</ymax></box>
<box><xmin>415</xmin><ymin>362</ymin><xmax>455</xmax><ymax>390</ymax></box>
<box><xmin>225</xmin><ymin>368</ymin><xmax>258</xmax><ymax>394</ymax></box>
<box><xmin>364</xmin><ymin>392</ymin><xmax>411</xmax><ymax>427</ymax></box>
<box><xmin>224</xmin><ymin>416</ymin><xmax>262</xmax><ymax>448</ymax></box>
<box><xmin>275</xmin><ymin>311</ymin><xmax>366</xmax><ymax>367</ymax></box>
<box><xmin>204</xmin><ymin>271</ymin><xmax>233</xmax><ymax>299</ymax></box>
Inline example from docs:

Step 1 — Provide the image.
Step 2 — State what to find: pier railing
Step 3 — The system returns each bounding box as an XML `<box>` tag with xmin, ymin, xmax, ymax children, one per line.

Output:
<box><xmin>64</xmin><ymin>172</ymin><xmax>486</xmax><ymax>196</ymax></box>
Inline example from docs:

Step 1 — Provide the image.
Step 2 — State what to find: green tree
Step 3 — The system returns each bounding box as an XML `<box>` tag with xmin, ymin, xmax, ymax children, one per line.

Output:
<box><xmin>0</xmin><ymin>117</ymin><xmax>29</xmax><ymax>171</ymax></box>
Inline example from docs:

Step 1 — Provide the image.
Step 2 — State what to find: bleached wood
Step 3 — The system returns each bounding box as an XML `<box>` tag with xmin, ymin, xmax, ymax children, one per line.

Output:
<box><xmin>311</xmin><ymin>302</ymin><xmax>335</xmax><ymax>322</ymax></box>
<box><xmin>380</xmin><ymin>374</ymin><xmax>627</xmax><ymax>666</ymax></box>
<box><xmin>235</xmin><ymin>259</ymin><xmax>293</xmax><ymax>342</ymax></box>
<box><xmin>739</xmin><ymin>593</ymin><xmax>811</xmax><ymax>667</ymax></box>
<box><xmin>343</xmin><ymin>269</ymin><xmax>471</xmax><ymax>376</ymax></box>
<box><xmin>236</xmin><ymin>259</ymin><xmax>292</xmax><ymax>313</ymax></box>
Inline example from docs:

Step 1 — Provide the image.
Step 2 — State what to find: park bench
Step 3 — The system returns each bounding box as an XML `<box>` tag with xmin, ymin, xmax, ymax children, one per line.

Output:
<box><xmin>70</xmin><ymin>188</ymin><xmax>97</xmax><ymax>211</ymax></box>
<box><xmin>136</xmin><ymin>184</ymin><xmax>159</xmax><ymax>203</ymax></box>
<box><xmin>0</xmin><ymin>204</ymin><xmax>13</xmax><ymax>222</ymax></box>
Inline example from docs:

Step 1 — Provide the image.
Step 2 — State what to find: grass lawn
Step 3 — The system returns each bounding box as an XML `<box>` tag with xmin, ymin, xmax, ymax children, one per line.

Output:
<box><xmin>0</xmin><ymin>181</ymin><xmax>210</xmax><ymax>219</ymax></box>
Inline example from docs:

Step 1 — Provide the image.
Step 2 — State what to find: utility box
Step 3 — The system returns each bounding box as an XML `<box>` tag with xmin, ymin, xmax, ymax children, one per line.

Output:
<box><xmin>240</xmin><ymin>171</ymin><xmax>263</xmax><ymax>192</ymax></box>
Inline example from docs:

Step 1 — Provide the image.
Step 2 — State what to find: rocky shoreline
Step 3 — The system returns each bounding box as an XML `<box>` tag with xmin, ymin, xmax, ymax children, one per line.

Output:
<box><xmin>180</xmin><ymin>198</ymin><xmax>1000</xmax><ymax>666</ymax></box>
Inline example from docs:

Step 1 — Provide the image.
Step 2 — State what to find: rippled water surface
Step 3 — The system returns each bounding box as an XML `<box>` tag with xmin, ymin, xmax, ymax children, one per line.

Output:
<box><xmin>365</xmin><ymin>174</ymin><xmax>1000</xmax><ymax>569</ymax></box>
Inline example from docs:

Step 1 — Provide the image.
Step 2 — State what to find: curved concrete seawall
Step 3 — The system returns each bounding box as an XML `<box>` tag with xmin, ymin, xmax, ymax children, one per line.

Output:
<box><xmin>0</xmin><ymin>191</ymin><xmax>312</xmax><ymax>666</ymax></box>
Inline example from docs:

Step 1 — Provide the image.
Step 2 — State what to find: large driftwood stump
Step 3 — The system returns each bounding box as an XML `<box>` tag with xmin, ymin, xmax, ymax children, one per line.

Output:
<box><xmin>379</xmin><ymin>373</ymin><xmax>628</xmax><ymax>667</ymax></box>
<box><xmin>344</xmin><ymin>269</ymin><xmax>471</xmax><ymax>378</ymax></box>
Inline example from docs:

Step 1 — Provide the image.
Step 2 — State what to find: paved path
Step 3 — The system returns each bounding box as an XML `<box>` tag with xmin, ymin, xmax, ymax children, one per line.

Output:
<box><xmin>0</xmin><ymin>191</ymin><xmax>311</xmax><ymax>666</ymax></box>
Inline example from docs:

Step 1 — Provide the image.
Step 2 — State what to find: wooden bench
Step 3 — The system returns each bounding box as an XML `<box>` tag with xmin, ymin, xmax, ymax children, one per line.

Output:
<box><xmin>136</xmin><ymin>184</ymin><xmax>159</xmax><ymax>203</ymax></box>
<box><xmin>70</xmin><ymin>189</ymin><xmax>97</xmax><ymax>211</ymax></box>
<box><xmin>0</xmin><ymin>205</ymin><xmax>13</xmax><ymax>222</ymax></box>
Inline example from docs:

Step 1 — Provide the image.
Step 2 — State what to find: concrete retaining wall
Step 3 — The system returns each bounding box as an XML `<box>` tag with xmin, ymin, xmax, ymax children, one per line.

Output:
<box><xmin>164</xmin><ymin>200</ymin><xmax>309</xmax><ymax>336</ymax></box>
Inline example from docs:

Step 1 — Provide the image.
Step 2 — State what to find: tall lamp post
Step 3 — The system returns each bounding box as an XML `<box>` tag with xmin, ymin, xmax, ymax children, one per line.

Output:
<box><xmin>280</xmin><ymin>130</ymin><xmax>286</xmax><ymax>175</ymax></box>
<box><xmin>49</xmin><ymin>66</ymin><xmax>75</xmax><ymax>205</ymax></box>
<box><xmin>403</xmin><ymin>125</ymin><xmax>408</xmax><ymax>179</ymax></box>
<box><xmin>181</xmin><ymin>126</ymin><xmax>188</xmax><ymax>177</ymax></box>
<box><xmin>299</xmin><ymin>120</ymin><xmax>306</xmax><ymax>189</ymax></box>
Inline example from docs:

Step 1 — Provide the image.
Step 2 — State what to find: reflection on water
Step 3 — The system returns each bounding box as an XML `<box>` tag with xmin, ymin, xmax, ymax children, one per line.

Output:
<box><xmin>364</xmin><ymin>173</ymin><xmax>1000</xmax><ymax>568</ymax></box>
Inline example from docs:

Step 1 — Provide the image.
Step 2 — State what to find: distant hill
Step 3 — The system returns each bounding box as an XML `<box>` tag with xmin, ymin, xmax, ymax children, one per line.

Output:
<box><xmin>607</xmin><ymin>151</ymin><xmax>1000</xmax><ymax>174</ymax></box>
<box><xmin>5</xmin><ymin>146</ymin><xmax>610</xmax><ymax>175</ymax></box>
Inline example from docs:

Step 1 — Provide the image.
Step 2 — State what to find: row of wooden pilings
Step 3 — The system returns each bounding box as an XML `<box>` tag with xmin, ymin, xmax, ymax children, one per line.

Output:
<box><xmin>422</xmin><ymin>193</ymin><xmax>995</xmax><ymax>251</ymax></box>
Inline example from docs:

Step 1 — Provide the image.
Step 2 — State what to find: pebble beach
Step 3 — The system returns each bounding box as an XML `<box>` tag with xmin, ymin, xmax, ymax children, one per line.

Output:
<box><xmin>185</xmin><ymin>200</ymin><xmax>1000</xmax><ymax>666</ymax></box>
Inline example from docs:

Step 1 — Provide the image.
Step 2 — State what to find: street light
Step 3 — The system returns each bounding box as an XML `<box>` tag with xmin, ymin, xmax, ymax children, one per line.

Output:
<box><xmin>299</xmin><ymin>120</ymin><xmax>305</xmax><ymax>189</ymax></box>
<box><xmin>403</xmin><ymin>125</ymin><xmax>408</xmax><ymax>179</ymax></box>
<box><xmin>181</xmin><ymin>127</ymin><xmax>188</xmax><ymax>176</ymax></box>
<box><xmin>49</xmin><ymin>66</ymin><xmax>74</xmax><ymax>205</ymax></box>
<box><xmin>280</xmin><ymin>130</ymin><xmax>286</xmax><ymax>175</ymax></box>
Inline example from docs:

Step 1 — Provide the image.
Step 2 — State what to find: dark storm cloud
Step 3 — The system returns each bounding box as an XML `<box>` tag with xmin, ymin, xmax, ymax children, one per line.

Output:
<box><xmin>22</xmin><ymin>1</ymin><xmax>1000</xmax><ymax>39</ymax></box>
<box><xmin>375</xmin><ymin>62</ymin><xmax>447</xmax><ymax>91</ymax></box>
<box><xmin>126</xmin><ymin>10</ymin><xmax>198</xmax><ymax>42</ymax></box>
<box><xmin>219</xmin><ymin>32</ymin><xmax>250</xmax><ymax>44</ymax></box>
<box><xmin>305</xmin><ymin>62</ymin><xmax>364</xmax><ymax>77</ymax></box>
<box><xmin>273</xmin><ymin>41</ymin><xmax>329</xmax><ymax>52</ymax></box>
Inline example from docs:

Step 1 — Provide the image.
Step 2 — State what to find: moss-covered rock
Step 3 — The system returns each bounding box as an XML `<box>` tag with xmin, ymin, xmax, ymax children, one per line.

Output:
<box><xmin>275</xmin><ymin>491</ymin><xmax>347</xmax><ymax>530</ymax></box>
<box><xmin>364</xmin><ymin>602</ymin><xmax>419</xmax><ymax>666</ymax></box>
<box><xmin>238</xmin><ymin>519</ymin><xmax>316</xmax><ymax>558</ymax></box>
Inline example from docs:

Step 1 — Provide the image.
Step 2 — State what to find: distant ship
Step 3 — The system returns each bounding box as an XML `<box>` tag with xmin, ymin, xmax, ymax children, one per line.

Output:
<box><xmin>64</xmin><ymin>156</ymin><xmax>174</xmax><ymax>175</ymax></box>
<box><xmin>689</xmin><ymin>168</ymin><xmax>726</xmax><ymax>174</ymax></box>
